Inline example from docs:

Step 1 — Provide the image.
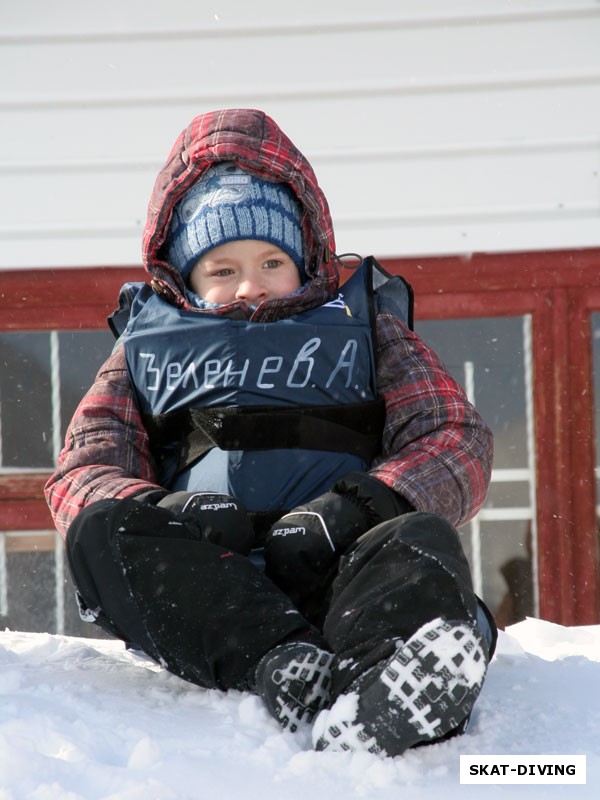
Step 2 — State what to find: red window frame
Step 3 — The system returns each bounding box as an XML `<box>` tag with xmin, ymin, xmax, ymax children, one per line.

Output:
<box><xmin>0</xmin><ymin>267</ymin><xmax>141</xmax><ymax>530</ymax></box>
<box><xmin>382</xmin><ymin>248</ymin><xmax>600</xmax><ymax>626</ymax></box>
<box><xmin>2</xmin><ymin>251</ymin><xmax>599</xmax><ymax>625</ymax></box>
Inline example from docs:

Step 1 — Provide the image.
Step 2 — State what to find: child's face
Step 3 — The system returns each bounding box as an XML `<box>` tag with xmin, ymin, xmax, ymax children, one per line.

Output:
<box><xmin>189</xmin><ymin>239</ymin><xmax>302</xmax><ymax>306</ymax></box>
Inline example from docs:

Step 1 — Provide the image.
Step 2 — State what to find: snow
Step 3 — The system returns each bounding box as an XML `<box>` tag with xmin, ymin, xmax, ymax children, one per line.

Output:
<box><xmin>1</xmin><ymin>618</ymin><xmax>599</xmax><ymax>799</ymax></box>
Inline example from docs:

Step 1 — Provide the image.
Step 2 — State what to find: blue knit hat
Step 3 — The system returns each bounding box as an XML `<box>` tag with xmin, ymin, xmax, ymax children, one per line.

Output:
<box><xmin>166</xmin><ymin>162</ymin><xmax>304</xmax><ymax>279</ymax></box>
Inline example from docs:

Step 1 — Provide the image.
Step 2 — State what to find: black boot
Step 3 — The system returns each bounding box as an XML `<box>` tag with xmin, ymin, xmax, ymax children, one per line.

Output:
<box><xmin>254</xmin><ymin>642</ymin><xmax>335</xmax><ymax>732</ymax></box>
<box><xmin>313</xmin><ymin>617</ymin><xmax>489</xmax><ymax>756</ymax></box>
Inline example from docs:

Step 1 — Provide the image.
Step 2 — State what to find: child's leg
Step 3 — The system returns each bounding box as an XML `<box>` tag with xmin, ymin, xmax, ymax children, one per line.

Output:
<box><xmin>66</xmin><ymin>497</ymin><xmax>319</xmax><ymax>691</ymax></box>
<box><xmin>323</xmin><ymin>511</ymin><xmax>494</xmax><ymax>693</ymax></box>
<box><xmin>316</xmin><ymin>511</ymin><xmax>496</xmax><ymax>755</ymax></box>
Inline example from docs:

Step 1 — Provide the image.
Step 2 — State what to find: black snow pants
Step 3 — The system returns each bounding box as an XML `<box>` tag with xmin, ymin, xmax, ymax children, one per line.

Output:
<box><xmin>66</xmin><ymin>498</ymin><xmax>496</xmax><ymax>697</ymax></box>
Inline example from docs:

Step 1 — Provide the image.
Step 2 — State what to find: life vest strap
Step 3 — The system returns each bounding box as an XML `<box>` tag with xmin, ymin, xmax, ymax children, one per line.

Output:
<box><xmin>144</xmin><ymin>399</ymin><xmax>386</xmax><ymax>475</ymax></box>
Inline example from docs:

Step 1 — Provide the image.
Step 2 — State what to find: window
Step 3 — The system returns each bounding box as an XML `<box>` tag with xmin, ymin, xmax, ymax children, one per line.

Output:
<box><xmin>1</xmin><ymin>255</ymin><xmax>599</xmax><ymax>632</ymax></box>
<box><xmin>416</xmin><ymin>315</ymin><xmax>536</xmax><ymax>625</ymax></box>
<box><xmin>386</xmin><ymin>248</ymin><xmax>600</xmax><ymax>626</ymax></box>
<box><xmin>0</xmin><ymin>267</ymin><xmax>140</xmax><ymax>634</ymax></box>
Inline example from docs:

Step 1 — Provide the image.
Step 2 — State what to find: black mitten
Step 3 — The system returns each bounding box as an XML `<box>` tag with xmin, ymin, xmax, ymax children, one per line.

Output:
<box><xmin>264</xmin><ymin>472</ymin><xmax>412</xmax><ymax>601</ymax></box>
<box><xmin>157</xmin><ymin>491</ymin><xmax>254</xmax><ymax>555</ymax></box>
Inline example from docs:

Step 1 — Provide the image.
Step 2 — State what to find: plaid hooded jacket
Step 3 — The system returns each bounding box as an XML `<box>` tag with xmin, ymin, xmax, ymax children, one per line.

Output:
<box><xmin>44</xmin><ymin>109</ymin><xmax>493</xmax><ymax>538</ymax></box>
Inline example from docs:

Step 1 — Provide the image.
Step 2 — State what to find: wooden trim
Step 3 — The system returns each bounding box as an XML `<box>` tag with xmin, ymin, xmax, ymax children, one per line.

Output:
<box><xmin>0</xmin><ymin>266</ymin><xmax>145</xmax><ymax>329</ymax></box>
<box><xmin>0</xmin><ymin>500</ymin><xmax>55</xmax><ymax>531</ymax></box>
<box><xmin>566</xmin><ymin>288</ymin><xmax>600</xmax><ymax>622</ymax></box>
<box><xmin>533</xmin><ymin>288</ymin><xmax>575</xmax><ymax>623</ymax></box>
<box><xmin>0</xmin><ymin>474</ymin><xmax>55</xmax><ymax>532</ymax></box>
<box><xmin>1</xmin><ymin>531</ymin><xmax>57</xmax><ymax>553</ymax></box>
<box><xmin>0</xmin><ymin>473</ymin><xmax>51</xmax><ymax>498</ymax></box>
<box><xmin>381</xmin><ymin>248</ymin><xmax>600</xmax><ymax>295</ymax></box>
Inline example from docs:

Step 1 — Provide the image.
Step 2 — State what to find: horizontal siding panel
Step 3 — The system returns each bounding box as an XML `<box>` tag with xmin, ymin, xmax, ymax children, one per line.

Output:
<box><xmin>5</xmin><ymin>220</ymin><xmax>600</xmax><ymax>269</ymax></box>
<box><xmin>3</xmin><ymin>17</ymin><xmax>600</xmax><ymax>104</ymax></box>
<box><xmin>0</xmin><ymin>235</ymin><xmax>143</xmax><ymax>271</ymax></box>
<box><xmin>2</xmin><ymin>81</ymin><xmax>600</xmax><ymax>163</ymax></box>
<box><xmin>2</xmin><ymin>145</ymin><xmax>597</xmax><ymax>230</ymax></box>
<box><xmin>5</xmin><ymin>70</ymin><xmax>600</xmax><ymax>112</ymax></box>
<box><xmin>319</xmin><ymin>148</ymin><xmax>600</xmax><ymax>219</ymax></box>
<box><xmin>3</xmin><ymin>213</ymin><xmax>600</xmax><ymax>269</ymax></box>
<box><xmin>2</xmin><ymin>146</ymin><xmax>598</xmax><ymax>267</ymax></box>
<box><xmin>2</xmin><ymin>0</ymin><xmax>598</xmax><ymax>38</ymax></box>
<box><xmin>1</xmin><ymin>1</ymin><xmax>600</xmax><ymax>267</ymax></box>
<box><xmin>340</xmin><ymin>215</ymin><xmax>600</xmax><ymax>260</ymax></box>
<box><xmin>0</xmin><ymin>170</ymin><xmax>151</xmax><ymax>233</ymax></box>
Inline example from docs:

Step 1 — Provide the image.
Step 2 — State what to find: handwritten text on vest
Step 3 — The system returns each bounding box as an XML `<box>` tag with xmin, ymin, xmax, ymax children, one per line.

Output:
<box><xmin>138</xmin><ymin>337</ymin><xmax>359</xmax><ymax>391</ymax></box>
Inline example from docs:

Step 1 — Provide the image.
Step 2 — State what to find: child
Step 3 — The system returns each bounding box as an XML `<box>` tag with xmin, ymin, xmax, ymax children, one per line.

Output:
<box><xmin>45</xmin><ymin>108</ymin><xmax>496</xmax><ymax>757</ymax></box>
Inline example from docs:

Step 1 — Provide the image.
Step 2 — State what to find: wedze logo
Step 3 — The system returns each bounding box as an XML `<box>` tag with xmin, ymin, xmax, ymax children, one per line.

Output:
<box><xmin>272</xmin><ymin>526</ymin><xmax>306</xmax><ymax>537</ymax></box>
<box><xmin>199</xmin><ymin>502</ymin><xmax>237</xmax><ymax>512</ymax></box>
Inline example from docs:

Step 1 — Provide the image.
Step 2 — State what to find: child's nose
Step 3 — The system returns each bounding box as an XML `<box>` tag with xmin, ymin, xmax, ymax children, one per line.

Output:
<box><xmin>236</xmin><ymin>276</ymin><xmax>267</xmax><ymax>302</ymax></box>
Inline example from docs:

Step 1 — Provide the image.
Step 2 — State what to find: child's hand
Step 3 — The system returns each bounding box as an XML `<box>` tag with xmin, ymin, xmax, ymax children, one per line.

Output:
<box><xmin>266</xmin><ymin>493</ymin><xmax>368</xmax><ymax>572</ymax></box>
<box><xmin>262</xmin><ymin>491</ymin><xmax>369</xmax><ymax>610</ymax></box>
<box><xmin>263</xmin><ymin>472</ymin><xmax>412</xmax><ymax>601</ymax></box>
<box><xmin>157</xmin><ymin>492</ymin><xmax>254</xmax><ymax>555</ymax></box>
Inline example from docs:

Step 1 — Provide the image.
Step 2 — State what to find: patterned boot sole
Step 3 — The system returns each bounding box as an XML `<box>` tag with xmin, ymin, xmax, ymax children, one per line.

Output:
<box><xmin>314</xmin><ymin>618</ymin><xmax>488</xmax><ymax>756</ymax></box>
<box><xmin>257</xmin><ymin>644</ymin><xmax>335</xmax><ymax>732</ymax></box>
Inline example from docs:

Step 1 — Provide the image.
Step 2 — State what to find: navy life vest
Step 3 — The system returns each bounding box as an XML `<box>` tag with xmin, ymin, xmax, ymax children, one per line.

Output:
<box><xmin>118</xmin><ymin>258</ymin><xmax>412</xmax><ymax>515</ymax></box>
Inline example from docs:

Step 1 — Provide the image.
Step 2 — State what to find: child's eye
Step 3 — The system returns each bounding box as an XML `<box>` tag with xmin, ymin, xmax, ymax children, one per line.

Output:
<box><xmin>263</xmin><ymin>259</ymin><xmax>282</xmax><ymax>270</ymax></box>
<box><xmin>213</xmin><ymin>267</ymin><xmax>234</xmax><ymax>277</ymax></box>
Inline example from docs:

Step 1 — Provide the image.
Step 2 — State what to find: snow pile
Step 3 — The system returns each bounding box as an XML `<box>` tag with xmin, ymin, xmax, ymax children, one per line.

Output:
<box><xmin>1</xmin><ymin>618</ymin><xmax>599</xmax><ymax>799</ymax></box>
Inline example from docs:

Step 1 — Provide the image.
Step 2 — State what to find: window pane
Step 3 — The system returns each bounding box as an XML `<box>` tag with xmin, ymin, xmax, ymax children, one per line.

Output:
<box><xmin>0</xmin><ymin>535</ymin><xmax>112</xmax><ymax>638</ymax></box>
<box><xmin>0</xmin><ymin>330</ymin><xmax>114</xmax><ymax>469</ymax></box>
<box><xmin>416</xmin><ymin>316</ymin><xmax>535</xmax><ymax>625</ymax></box>
<box><xmin>0</xmin><ymin>333</ymin><xmax>53</xmax><ymax>467</ymax></box>
<box><xmin>57</xmin><ymin>330</ymin><xmax>115</xmax><ymax>442</ymax></box>
<box><xmin>0</xmin><ymin>329</ymin><xmax>114</xmax><ymax>637</ymax></box>
<box><xmin>416</xmin><ymin>316</ymin><xmax>529</xmax><ymax>469</ymax></box>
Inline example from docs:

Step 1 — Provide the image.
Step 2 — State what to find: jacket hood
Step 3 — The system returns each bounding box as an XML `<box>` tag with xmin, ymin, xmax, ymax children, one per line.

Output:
<box><xmin>142</xmin><ymin>108</ymin><xmax>339</xmax><ymax>321</ymax></box>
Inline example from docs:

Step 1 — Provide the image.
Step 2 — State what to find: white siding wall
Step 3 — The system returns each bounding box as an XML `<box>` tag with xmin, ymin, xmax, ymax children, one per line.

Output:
<box><xmin>1</xmin><ymin>0</ymin><xmax>600</xmax><ymax>270</ymax></box>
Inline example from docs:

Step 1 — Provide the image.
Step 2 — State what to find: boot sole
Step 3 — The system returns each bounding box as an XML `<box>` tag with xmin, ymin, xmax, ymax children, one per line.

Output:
<box><xmin>314</xmin><ymin>618</ymin><xmax>488</xmax><ymax>756</ymax></box>
<box><xmin>259</xmin><ymin>645</ymin><xmax>334</xmax><ymax>732</ymax></box>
